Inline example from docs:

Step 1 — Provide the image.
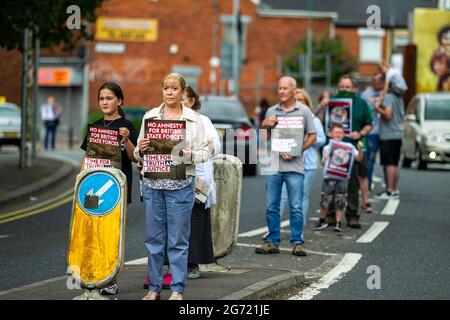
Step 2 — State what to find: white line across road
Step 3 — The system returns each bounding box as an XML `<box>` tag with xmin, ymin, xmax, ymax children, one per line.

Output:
<box><xmin>381</xmin><ymin>199</ymin><xmax>400</xmax><ymax>215</ymax></box>
<box><xmin>289</xmin><ymin>253</ymin><xmax>362</xmax><ymax>300</ymax></box>
<box><xmin>238</xmin><ymin>220</ymin><xmax>290</xmax><ymax>237</ymax></box>
<box><xmin>356</xmin><ymin>222</ymin><xmax>389</xmax><ymax>243</ymax></box>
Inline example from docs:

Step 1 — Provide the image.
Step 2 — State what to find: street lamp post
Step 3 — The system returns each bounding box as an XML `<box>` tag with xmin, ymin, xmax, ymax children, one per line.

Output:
<box><xmin>232</xmin><ymin>0</ymin><xmax>240</xmax><ymax>95</ymax></box>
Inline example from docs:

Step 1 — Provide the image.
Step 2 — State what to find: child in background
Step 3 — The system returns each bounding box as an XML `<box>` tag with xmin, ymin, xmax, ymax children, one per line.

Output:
<box><xmin>314</xmin><ymin>123</ymin><xmax>363</xmax><ymax>232</ymax></box>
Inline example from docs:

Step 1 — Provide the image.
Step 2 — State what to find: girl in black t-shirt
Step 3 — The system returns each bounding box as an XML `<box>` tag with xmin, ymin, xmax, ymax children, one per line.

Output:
<box><xmin>80</xmin><ymin>82</ymin><xmax>138</xmax><ymax>295</ymax></box>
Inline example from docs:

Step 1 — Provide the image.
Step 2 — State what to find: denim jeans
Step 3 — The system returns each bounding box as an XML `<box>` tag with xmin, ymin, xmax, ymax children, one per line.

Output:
<box><xmin>366</xmin><ymin>134</ymin><xmax>379</xmax><ymax>187</ymax></box>
<box><xmin>280</xmin><ymin>169</ymin><xmax>316</xmax><ymax>226</ymax></box>
<box><xmin>143</xmin><ymin>181</ymin><xmax>195</xmax><ymax>293</ymax></box>
<box><xmin>264</xmin><ymin>172</ymin><xmax>305</xmax><ymax>246</ymax></box>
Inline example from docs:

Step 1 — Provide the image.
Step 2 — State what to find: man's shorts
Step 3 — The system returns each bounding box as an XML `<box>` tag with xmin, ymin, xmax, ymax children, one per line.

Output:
<box><xmin>380</xmin><ymin>139</ymin><xmax>402</xmax><ymax>166</ymax></box>
<box><xmin>320</xmin><ymin>178</ymin><xmax>348</xmax><ymax>211</ymax></box>
<box><xmin>357</xmin><ymin>155</ymin><xmax>368</xmax><ymax>178</ymax></box>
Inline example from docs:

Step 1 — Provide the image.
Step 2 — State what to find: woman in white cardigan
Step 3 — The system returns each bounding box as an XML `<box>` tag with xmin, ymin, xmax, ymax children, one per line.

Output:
<box><xmin>182</xmin><ymin>85</ymin><xmax>221</xmax><ymax>279</ymax></box>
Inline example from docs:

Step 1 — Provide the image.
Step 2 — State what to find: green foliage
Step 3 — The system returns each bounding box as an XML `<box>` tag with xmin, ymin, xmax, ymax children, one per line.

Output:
<box><xmin>0</xmin><ymin>0</ymin><xmax>104</xmax><ymax>52</ymax></box>
<box><xmin>284</xmin><ymin>32</ymin><xmax>357</xmax><ymax>85</ymax></box>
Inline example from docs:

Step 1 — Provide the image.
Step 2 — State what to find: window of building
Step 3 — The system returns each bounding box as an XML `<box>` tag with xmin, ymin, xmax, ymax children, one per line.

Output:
<box><xmin>220</xmin><ymin>15</ymin><xmax>251</xmax><ymax>61</ymax></box>
<box><xmin>357</xmin><ymin>28</ymin><xmax>385</xmax><ymax>63</ymax></box>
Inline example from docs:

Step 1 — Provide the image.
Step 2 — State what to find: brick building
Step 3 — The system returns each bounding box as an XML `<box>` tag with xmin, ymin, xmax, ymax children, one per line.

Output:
<box><xmin>0</xmin><ymin>0</ymin><xmax>439</xmax><ymax>142</ymax></box>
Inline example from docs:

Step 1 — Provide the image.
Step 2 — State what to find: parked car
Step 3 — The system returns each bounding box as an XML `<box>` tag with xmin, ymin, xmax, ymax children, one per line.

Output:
<box><xmin>402</xmin><ymin>92</ymin><xmax>450</xmax><ymax>169</ymax></box>
<box><xmin>199</xmin><ymin>96</ymin><xmax>257</xmax><ymax>175</ymax></box>
<box><xmin>0</xmin><ymin>102</ymin><xmax>21</xmax><ymax>148</ymax></box>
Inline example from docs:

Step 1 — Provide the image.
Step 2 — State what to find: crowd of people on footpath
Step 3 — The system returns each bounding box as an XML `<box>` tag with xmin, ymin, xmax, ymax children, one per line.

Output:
<box><xmin>77</xmin><ymin>61</ymin><xmax>406</xmax><ymax>300</ymax></box>
<box><xmin>254</xmin><ymin>63</ymin><xmax>406</xmax><ymax>256</ymax></box>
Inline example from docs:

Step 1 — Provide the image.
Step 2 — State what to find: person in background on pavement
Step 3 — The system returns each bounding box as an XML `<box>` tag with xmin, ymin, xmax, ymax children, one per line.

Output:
<box><xmin>135</xmin><ymin>73</ymin><xmax>209</xmax><ymax>301</ymax></box>
<box><xmin>377</xmin><ymin>62</ymin><xmax>408</xmax><ymax>99</ymax></box>
<box><xmin>314</xmin><ymin>123</ymin><xmax>363</xmax><ymax>232</ymax></box>
<box><xmin>255</xmin><ymin>76</ymin><xmax>316</xmax><ymax>257</ymax></box>
<box><xmin>253</xmin><ymin>98</ymin><xmax>270</xmax><ymax>128</ymax></box>
<box><xmin>183</xmin><ymin>84</ymin><xmax>221</xmax><ymax>279</ymax></box>
<box><xmin>360</xmin><ymin>73</ymin><xmax>385</xmax><ymax>193</ymax></box>
<box><xmin>80</xmin><ymin>82</ymin><xmax>138</xmax><ymax>296</ymax></box>
<box><xmin>314</xmin><ymin>90</ymin><xmax>330</xmax><ymax>123</ymax></box>
<box><xmin>374</xmin><ymin>81</ymin><xmax>405</xmax><ymax>199</ymax></box>
<box><xmin>279</xmin><ymin>88</ymin><xmax>326</xmax><ymax>225</ymax></box>
<box><xmin>40</xmin><ymin>96</ymin><xmax>63</xmax><ymax>150</ymax></box>
<box><xmin>318</xmin><ymin>74</ymin><xmax>373</xmax><ymax>229</ymax></box>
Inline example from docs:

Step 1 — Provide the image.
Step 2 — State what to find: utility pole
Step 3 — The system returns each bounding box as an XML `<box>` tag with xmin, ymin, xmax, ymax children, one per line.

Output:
<box><xmin>305</xmin><ymin>0</ymin><xmax>313</xmax><ymax>93</ymax></box>
<box><xmin>20</xmin><ymin>28</ymin><xmax>30</xmax><ymax>169</ymax></box>
<box><xmin>32</xmin><ymin>26</ymin><xmax>40</xmax><ymax>159</ymax></box>
<box><xmin>232</xmin><ymin>0</ymin><xmax>240</xmax><ymax>95</ymax></box>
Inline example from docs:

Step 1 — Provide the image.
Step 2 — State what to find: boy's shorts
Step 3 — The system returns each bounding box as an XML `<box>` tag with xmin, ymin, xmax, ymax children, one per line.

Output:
<box><xmin>320</xmin><ymin>178</ymin><xmax>348</xmax><ymax>210</ymax></box>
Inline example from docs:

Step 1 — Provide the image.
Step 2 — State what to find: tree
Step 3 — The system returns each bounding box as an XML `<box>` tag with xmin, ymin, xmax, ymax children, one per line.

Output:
<box><xmin>283</xmin><ymin>32</ymin><xmax>357</xmax><ymax>86</ymax></box>
<box><xmin>0</xmin><ymin>0</ymin><xmax>104</xmax><ymax>167</ymax></box>
<box><xmin>0</xmin><ymin>0</ymin><xmax>104</xmax><ymax>52</ymax></box>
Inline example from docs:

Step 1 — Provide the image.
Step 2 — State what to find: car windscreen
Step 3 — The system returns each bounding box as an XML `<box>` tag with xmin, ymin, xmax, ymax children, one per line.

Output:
<box><xmin>200</xmin><ymin>100</ymin><xmax>248</xmax><ymax>119</ymax></box>
<box><xmin>425</xmin><ymin>99</ymin><xmax>450</xmax><ymax>120</ymax></box>
<box><xmin>0</xmin><ymin>108</ymin><xmax>20</xmax><ymax>117</ymax></box>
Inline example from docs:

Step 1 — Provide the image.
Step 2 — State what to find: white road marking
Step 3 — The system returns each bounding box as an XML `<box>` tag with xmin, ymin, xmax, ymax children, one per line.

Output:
<box><xmin>125</xmin><ymin>257</ymin><xmax>147</xmax><ymax>265</ymax></box>
<box><xmin>0</xmin><ymin>276</ymin><xmax>67</xmax><ymax>297</ymax></box>
<box><xmin>0</xmin><ymin>234</ymin><xmax>11</xmax><ymax>239</ymax></box>
<box><xmin>236</xmin><ymin>242</ymin><xmax>337</xmax><ymax>257</ymax></box>
<box><xmin>238</xmin><ymin>220</ymin><xmax>290</xmax><ymax>237</ymax></box>
<box><xmin>356</xmin><ymin>222</ymin><xmax>389</xmax><ymax>243</ymax></box>
<box><xmin>289</xmin><ymin>253</ymin><xmax>362</xmax><ymax>300</ymax></box>
<box><xmin>381</xmin><ymin>199</ymin><xmax>400</xmax><ymax>215</ymax></box>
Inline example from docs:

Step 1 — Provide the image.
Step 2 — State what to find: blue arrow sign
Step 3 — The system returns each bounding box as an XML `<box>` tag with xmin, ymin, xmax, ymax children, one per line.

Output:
<box><xmin>77</xmin><ymin>172</ymin><xmax>121</xmax><ymax>216</ymax></box>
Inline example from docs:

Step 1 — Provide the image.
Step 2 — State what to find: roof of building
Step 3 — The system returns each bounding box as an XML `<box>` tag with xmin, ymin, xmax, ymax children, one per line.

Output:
<box><xmin>259</xmin><ymin>0</ymin><xmax>438</xmax><ymax>28</ymax></box>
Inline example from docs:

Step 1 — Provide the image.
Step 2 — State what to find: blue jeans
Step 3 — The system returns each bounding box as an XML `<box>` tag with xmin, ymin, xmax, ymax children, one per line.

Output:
<box><xmin>143</xmin><ymin>181</ymin><xmax>195</xmax><ymax>293</ymax></box>
<box><xmin>265</xmin><ymin>172</ymin><xmax>305</xmax><ymax>246</ymax></box>
<box><xmin>44</xmin><ymin>120</ymin><xmax>57</xmax><ymax>150</ymax></box>
<box><xmin>366</xmin><ymin>134</ymin><xmax>379</xmax><ymax>187</ymax></box>
<box><xmin>281</xmin><ymin>169</ymin><xmax>316</xmax><ymax>226</ymax></box>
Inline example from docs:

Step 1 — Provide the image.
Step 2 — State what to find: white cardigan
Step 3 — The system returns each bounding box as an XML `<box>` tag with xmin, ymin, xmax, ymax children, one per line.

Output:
<box><xmin>196</xmin><ymin>114</ymin><xmax>221</xmax><ymax>208</ymax></box>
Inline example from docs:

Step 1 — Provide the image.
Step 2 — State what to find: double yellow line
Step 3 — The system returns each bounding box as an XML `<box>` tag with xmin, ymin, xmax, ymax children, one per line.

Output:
<box><xmin>0</xmin><ymin>188</ymin><xmax>74</xmax><ymax>224</ymax></box>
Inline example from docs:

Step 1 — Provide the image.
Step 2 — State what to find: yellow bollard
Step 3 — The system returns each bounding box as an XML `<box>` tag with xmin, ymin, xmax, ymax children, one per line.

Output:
<box><xmin>67</xmin><ymin>168</ymin><xmax>127</xmax><ymax>297</ymax></box>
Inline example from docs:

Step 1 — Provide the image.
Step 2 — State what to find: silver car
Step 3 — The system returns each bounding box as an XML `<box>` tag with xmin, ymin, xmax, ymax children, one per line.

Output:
<box><xmin>402</xmin><ymin>93</ymin><xmax>450</xmax><ymax>169</ymax></box>
<box><xmin>0</xmin><ymin>102</ymin><xmax>21</xmax><ymax>148</ymax></box>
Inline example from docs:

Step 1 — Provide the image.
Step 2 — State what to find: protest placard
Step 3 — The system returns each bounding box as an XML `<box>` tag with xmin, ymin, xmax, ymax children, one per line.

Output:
<box><xmin>143</xmin><ymin>119</ymin><xmax>187</xmax><ymax>180</ymax></box>
<box><xmin>85</xmin><ymin>125</ymin><xmax>122</xmax><ymax>169</ymax></box>
<box><xmin>271</xmin><ymin>116</ymin><xmax>304</xmax><ymax>157</ymax></box>
<box><xmin>325</xmin><ymin>98</ymin><xmax>352</xmax><ymax>135</ymax></box>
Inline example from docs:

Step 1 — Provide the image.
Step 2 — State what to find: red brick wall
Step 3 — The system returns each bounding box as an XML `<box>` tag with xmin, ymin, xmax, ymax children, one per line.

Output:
<box><xmin>89</xmin><ymin>0</ymin><xmax>332</xmax><ymax>114</ymax></box>
<box><xmin>89</xmin><ymin>0</ymin><xmax>216</xmax><ymax>111</ymax></box>
<box><xmin>0</xmin><ymin>49</ymin><xmax>23</xmax><ymax>105</ymax></box>
<box><xmin>336</xmin><ymin>27</ymin><xmax>388</xmax><ymax>77</ymax></box>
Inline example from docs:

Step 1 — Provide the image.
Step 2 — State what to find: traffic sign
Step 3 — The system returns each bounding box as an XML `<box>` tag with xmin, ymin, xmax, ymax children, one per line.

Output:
<box><xmin>77</xmin><ymin>172</ymin><xmax>121</xmax><ymax>216</ymax></box>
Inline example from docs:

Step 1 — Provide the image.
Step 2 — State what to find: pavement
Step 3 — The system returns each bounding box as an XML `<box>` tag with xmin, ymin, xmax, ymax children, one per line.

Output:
<box><xmin>0</xmin><ymin>141</ymin><xmax>356</xmax><ymax>301</ymax></box>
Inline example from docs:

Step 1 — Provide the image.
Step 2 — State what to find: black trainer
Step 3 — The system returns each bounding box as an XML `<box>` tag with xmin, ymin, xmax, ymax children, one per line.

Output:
<box><xmin>314</xmin><ymin>219</ymin><xmax>328</xmax><ymax>230</ymax></box>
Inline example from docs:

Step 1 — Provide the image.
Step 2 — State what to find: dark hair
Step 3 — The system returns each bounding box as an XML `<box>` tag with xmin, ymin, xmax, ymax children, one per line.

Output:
<box><xmin>437</xmin><ymin>25</ymin><xmax>450</xmax><ymax>45</ymax></box>
<box><xmin>185</xmin><ymin>85</ymin><xmax>201</xmax><ymax>111</ymax></box>
<box><xmin>329</xmin><ymin>122</ymin><xmax>344</xmax><ymax>131</ymax></box>
<box><xmin>98</xmin><ymin>82</ymin><xmax>125</xmax><ymax>118</ymax></box>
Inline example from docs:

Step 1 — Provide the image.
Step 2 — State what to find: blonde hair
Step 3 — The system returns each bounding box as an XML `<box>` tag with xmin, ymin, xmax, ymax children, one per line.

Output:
<box><xmin>295</xmin><ymin>88</ymin><xmax>313</xmax><ymax>110</ymax></box>
<box><xmin>161</xmin><ymin>73</ymin><xmax>187</xmax><ymax>90</ymax></box>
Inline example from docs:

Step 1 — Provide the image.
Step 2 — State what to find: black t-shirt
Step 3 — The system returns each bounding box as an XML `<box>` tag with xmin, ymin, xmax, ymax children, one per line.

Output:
<box><xmin>81</xmin><ymin>117</ymin><xmax>139</xmax><ymax>204</ymax></box>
